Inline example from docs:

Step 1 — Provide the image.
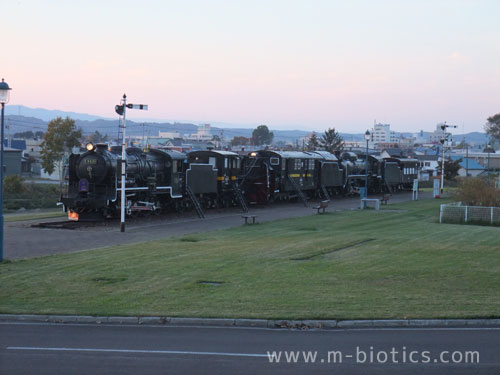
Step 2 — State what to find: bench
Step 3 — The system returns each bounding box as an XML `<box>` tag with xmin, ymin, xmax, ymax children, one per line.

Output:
<box><xmin>312</xmin><ymin>200</ymin><xmax>329</xmax><ymax>214</ymax></box>
<box><xmin>381</xmin><ymin>194</ymin><xmax>390</xmax><ymax>205</ymax></box>
<box><xmin>360</xmin><ymin>198</ymin><xmax>380</xmax><ymax>211</ymax></box>
<box><xmin>242</xmin><ymin>214</ymin><xmax>257</xmax><ymax>224</ymax></box>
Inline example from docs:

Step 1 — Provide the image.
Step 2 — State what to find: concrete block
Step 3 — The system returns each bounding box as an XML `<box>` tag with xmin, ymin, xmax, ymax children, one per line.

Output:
<box><xmin>138</xmin><ymin>316</ymin><xmax>168</xmax><ymax>325</ymax></box>
<box><xmin>302</xmin><ymin>320</ymin><xmax>337</xmax><ymax>329</ymax></box>
<box><xmin>337</xmin><ymin>320</ymin><xmax>374</xmax><ymax>328</ymax></box>
<box><xmin>371</xmin><ymin>320</ymin><xmax>409</xmax><ymax>328</ymax></box>
<box><xmin>233</xmin><ymin>319</ymin><xmax>268</xmax><ymax>328</ymax></box>
<box><xmin>107</xmin><ymin>316</ymin><xmax>139</xmax><ymax>324</ymax></box>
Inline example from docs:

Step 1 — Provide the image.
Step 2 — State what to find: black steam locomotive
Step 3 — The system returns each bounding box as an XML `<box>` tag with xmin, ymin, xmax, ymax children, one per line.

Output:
<box><xmin>61</xmin><ymin>143</ymin><xmax>418</xmax><ymax>220</ymax></box>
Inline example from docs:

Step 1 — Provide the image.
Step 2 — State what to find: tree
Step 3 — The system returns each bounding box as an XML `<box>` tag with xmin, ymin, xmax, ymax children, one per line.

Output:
<box><xmin>320</xmin><ymin>127</ymin><xmax>344</xmax><ymax>153</ymax></box>
<box><xmin>14</xmin><ymin>131</ymin><xmax>35</xmax><ymax>139</ymax></box>
<box><xmin>485</xmin><ymin>113</ymin><xmax>500</xmax><ymax>142</ymax></box>
<box><xmin>13</xmin><ymin>130</ymin><xmax>45</xmax><ymax>139</ymax></box>
<box><xmin>437</xmin><ymin>158</ymin><xmax>461</xmax><ymax>180</ymax></box>
<box><xmin>85</xmin><ymin>130</ymin><xmax>108</xmax><ymax>144</ymax></box>
<box><xmin>40</xmin><ymin>117</ymin><xmax>82</xmax><ymax>186</ymax></box>
<box><xmin>251</xmin><ymin>125</ymin><xmax>274</xmax><ymax>146</ymax></box>
<box><xmin>306</xmin><ymin>132</ymin><xmax>320</xmax><ymax>151</ymax></box>
<box><xmin>229</xmin><ymin>136</ymin><xmax>251</xmax><ymax>147</ymax></box>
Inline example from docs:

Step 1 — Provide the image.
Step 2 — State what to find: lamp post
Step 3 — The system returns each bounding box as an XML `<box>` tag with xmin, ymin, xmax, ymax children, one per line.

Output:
<box><xmin>364</xmin><ymin>130</ymin><xmax>370</xmax><ymax>198</ymax></box>
<box><xmin>0</xmin><ymin>79</ymin><xmax>12</xmax><ymax>263</ymax></box>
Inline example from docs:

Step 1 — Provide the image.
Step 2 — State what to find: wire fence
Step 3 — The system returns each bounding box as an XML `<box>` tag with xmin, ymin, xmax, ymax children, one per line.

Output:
<box><xmin>440</xmin><ymin>203</ymin><xmax>500</xmax><ymax>226</ymax></box>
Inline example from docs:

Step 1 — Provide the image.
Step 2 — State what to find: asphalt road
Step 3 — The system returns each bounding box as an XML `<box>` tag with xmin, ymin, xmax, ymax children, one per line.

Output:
<box><xmin>0</xmin><ymin>322</ymin><xmax>498</xmax><ymax>374</ymax></box>
<box><xmin>4</xmin><ymin>191</ymin><xmax>432</xmax><ymax>260</ymax></box>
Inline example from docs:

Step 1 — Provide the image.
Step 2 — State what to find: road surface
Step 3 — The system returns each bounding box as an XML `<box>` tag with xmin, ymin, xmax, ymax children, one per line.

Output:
<box><xmin>0</xmin><ymin>322</ymin><xmax>498</xmax><ymax>374</ymax></box>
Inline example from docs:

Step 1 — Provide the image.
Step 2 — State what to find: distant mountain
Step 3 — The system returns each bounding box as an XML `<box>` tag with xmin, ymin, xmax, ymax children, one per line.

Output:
<box><xmin>3</xmin><ymin>110</ymin><xmax>490</xmax><ymax>147</ymax></box>
<box><xmin>5</xmin><ymin>105</ymin><xmax>109</xmax><ymax>122</ymax></box>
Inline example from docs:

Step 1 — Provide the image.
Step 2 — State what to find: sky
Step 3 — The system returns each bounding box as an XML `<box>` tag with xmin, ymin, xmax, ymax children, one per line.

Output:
<box><xmin>2</xmin><ymin>0</ymin><xmax>500</xmax><ymax>133</ymax></box>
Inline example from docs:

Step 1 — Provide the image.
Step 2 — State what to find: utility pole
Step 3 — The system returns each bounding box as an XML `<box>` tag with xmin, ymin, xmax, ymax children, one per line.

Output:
<box><xmin>141</xmin><ymin>123</ymin><xmax>146</xmax><ymax>148</ymax></box>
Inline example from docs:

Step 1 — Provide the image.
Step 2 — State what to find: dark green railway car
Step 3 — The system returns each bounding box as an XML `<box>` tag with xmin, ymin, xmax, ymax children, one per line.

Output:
<box><xmin>242</xmin><ymin>150</ymin><xmax>322</xmax><ymax>204</ymax></box>
<box><xmin>311</xmin><ymin>151</ymin><xmax>344</xmax><ymax>195</ymax></box>
<box><xmin>187</xmin><ymin>150</ymin><xmax>240</xmax><ymax>190</ymax></box>
<box><xmin>398</xmin><ymin>158</ymin><xmax>419</xmax><ymax>186</ymax></box>
<box><xmin>186</xmin><ymin>150</ymin><xmax>244</xmax><ymax>209</ymax></box>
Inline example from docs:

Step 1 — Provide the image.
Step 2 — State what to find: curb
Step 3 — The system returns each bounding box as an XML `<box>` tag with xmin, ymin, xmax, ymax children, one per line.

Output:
<box><xmin>1</xmin><ymin>314</ymin><xmax>499</xmax><ymax>329</ymax></box>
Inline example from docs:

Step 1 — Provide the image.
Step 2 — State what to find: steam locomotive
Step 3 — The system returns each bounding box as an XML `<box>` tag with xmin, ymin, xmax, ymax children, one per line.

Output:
<box><xmin>61</xmin><ymin>143</ymin><xmax>418</xmax><ymax>220</ymax></box>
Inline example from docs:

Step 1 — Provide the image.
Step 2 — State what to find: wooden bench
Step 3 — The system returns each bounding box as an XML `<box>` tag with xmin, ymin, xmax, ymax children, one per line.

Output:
<box><xmin>312</xmin><ymin>200</ymin><xmax>329</xmax><ymax>214</ymax></box>
<box><xmin>360</xmin><ymin>198</ymin><xmax>380</xmax><ymax>211</ymax></box>
<box><xmin>381</xmin><ymin>194</ymin><xmax>390</xmax><ymax>205</ymax></box>
<box><xmin>242</xmin><ymin>214</ymin><xmax>257</xmax><ymax>224</ymax></box>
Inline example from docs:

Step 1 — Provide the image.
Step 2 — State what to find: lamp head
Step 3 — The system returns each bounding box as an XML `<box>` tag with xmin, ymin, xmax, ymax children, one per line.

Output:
<box><xmin>0</xmin><ymin>79</ymin><xmax>12</xmax><ymax>104</ymax></box>
<box><xmin>364</xmin><ymin>130</ymin><xmax>370</xmax><ymax>141</ymax></box>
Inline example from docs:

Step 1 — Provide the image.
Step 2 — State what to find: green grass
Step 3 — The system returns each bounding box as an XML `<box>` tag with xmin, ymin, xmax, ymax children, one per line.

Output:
<box><xmin>5</xmin><ymin>209</ymin><xmax>66</xmax><ymax>222</ymax></box>
<box><xmin>1</xmin><ymin>198</ymin><xmax>499</xmax><ymax>320</ymax></box>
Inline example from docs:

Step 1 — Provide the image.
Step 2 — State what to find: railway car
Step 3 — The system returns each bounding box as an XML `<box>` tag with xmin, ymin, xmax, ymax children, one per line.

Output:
<box><xmin>241</xmin><ymin>150</ymin><xmax>321</xmax><ymax>204</ymax></box>
<box><xmin>310</xmin><ymin>150</ymin><xmax>344</xmax><ymax>198</ymax></box>
<box><xmin>396</xmin><ymin>158</ymin><xmax>419</xmax><ymax>188</ymax></box>
<box><xmin>186</xmin><ymin>150</ymin><xmax>245</xmax><ymax>209</ymax></box>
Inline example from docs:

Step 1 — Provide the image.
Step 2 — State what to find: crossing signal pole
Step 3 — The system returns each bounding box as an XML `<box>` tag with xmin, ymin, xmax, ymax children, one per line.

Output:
<box><xmin>115</xmin><ymin>94</ymin><xmax>148</xmax><ymax>232</ymax></box>
<box><xmin>439</xmin><ymin>122</ymin><xmax>457</xmax><ymax>195</ymax></box>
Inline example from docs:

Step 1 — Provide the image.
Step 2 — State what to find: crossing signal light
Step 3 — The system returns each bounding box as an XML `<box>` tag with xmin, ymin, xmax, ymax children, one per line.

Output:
<box><xmin>115</xmin><ymin>105</ymin><xmax>124</xmax><ymax>116</ymax></box>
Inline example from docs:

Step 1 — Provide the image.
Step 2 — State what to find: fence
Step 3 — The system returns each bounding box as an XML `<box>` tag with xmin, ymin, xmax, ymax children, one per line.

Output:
<box><xmin>440</xmin><ymin>203</ymin><xmax>500</xmax><ymax>226</ymax></box>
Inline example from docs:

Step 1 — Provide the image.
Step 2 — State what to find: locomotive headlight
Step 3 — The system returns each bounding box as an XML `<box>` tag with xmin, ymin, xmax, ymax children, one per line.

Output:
<box><xmin>250</xmin><ymin>152</ymin><xmax>257</xmax><ymax>157</ymax></box>
<box><xmin>86</xmin><ymin>143</ymin><xmax>95</xmax><ymax>151</ymax></box>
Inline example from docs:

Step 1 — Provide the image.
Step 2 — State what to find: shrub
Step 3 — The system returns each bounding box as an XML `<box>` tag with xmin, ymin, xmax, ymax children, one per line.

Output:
<box><xmin>4</xmin><ymin>175</ymin><xmax>26</xmax><ymax>194</ymax></box>
<box><xmin>454</xmin><ymin>177</ymin><xmax>500</xmax><ymax>207</ymax></box>
<box><xmin>3</xmin><ymin>177</ymin><xmax>60</xmax><ymax>211</ymax></box>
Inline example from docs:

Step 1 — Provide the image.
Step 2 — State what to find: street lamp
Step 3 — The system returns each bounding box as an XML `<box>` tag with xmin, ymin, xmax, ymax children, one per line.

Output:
<box><xmin>0</xmin><ymin>79</ymin><xmax>12</xmax><ymax>263</ymax></box>
<box><xmin>364</xmin><ymin>130</ymin><xmax>370</xmax><ymax>198</ymax></box>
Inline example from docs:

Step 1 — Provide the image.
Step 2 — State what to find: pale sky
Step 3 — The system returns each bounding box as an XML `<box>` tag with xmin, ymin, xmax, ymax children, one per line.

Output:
<box><xmin>2</xmin><ymin>0</ymin><xmax>500</xmax><ymax>132</ymax></box>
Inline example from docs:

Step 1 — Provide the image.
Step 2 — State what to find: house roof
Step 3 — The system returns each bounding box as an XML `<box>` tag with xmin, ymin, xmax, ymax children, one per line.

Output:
<box><xmin>381</xmin><ymin>148</ymin><xmax>408</xmax><ymax>157</ymax></box>
<box><xmin>3</xmin><ymin>139</ymin><xmax>26</xmax><ymax>150</ymax></box>
<box><xmin>413</xmin><ymin>154</ymin><xmax>439</xmax><ymax>161</ymax></box>
<box><xmin>450</xmin><ymin>156</ymin><xmax>485</xmax><ymax>170</ymax></box>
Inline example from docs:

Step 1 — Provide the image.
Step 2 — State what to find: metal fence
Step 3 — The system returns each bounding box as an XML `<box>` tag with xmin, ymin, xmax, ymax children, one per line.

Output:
<box><xmin>440</xmin><ymin>203</ymin><xmax>500</xmax><ymax>226</ymax></box>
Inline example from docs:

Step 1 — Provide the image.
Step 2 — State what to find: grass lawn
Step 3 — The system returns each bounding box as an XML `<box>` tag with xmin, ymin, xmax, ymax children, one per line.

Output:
<box><xmin>1</xmin><ymin>198</ymin><xmax>499</xmax><ymax>320</ymax></box>
<box><xmin>5</xmin><ymin>209</ymin><xmax>66</xmax><ymax>222</ymax></box>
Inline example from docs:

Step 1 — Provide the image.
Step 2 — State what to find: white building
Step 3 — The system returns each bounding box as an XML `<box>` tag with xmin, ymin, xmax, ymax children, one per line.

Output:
<box><xmin>370</xmin><ymin>123</ymin><xmax>398</xmax><ymax>145</ymax></box>
<box><xmin>187</xmin><ymin>124</ymin><xmax>213</xmax><ymax>141</ymax></box>
<box><xmin>158</xmin><ymin>131</ymin><xmax>181</xmax><ymax>138</ymax></box>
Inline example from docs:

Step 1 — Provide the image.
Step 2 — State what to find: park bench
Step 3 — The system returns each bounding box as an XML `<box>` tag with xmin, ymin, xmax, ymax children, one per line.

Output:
<box><xmin>242</xmin><ymin>214</ymin><xmax>258</xmax><ymax>224</ymax></box>
<box><xmin>360</xmin><ymin>198</ymin><xmax>380</xmax><ymax>211</ymax></box>
<box><xmin>312</xmin><ymin>200</ymin><xmax>329</xmax><ymax>214</ymax></box>
<box><xmin>381</xmin><ymin>194</ymin><xmax>390</xmax><ymax>205</ymax></box>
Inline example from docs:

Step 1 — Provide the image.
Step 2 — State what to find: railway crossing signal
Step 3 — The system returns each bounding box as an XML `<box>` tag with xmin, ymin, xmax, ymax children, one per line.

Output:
<box><xmin>439</xmin><ymin>122</ymin><xmax>458</xmax><ymax>195</ymax></box>
<box><xmin>115</xmin><ymin>94</ymin><xmax>148</xmax><ymax>232</ymax></box>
